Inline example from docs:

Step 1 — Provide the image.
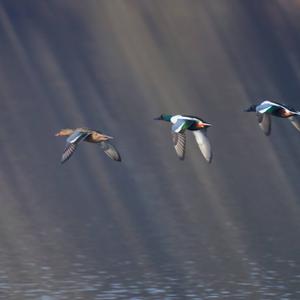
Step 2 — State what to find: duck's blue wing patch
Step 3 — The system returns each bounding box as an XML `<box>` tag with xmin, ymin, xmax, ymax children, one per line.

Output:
<box><xmin>172</xmin><ymin>119</ymin><xmax>186</xmax><ymax>133</ymax></box>
<box><xmin>256</xmin><ymin>102</ymin><xmax>272</xmax><ymax>113</ymax></box>
<box><xmin>257</xmin><ymin>101</ymin><xmax>283</xmax><ymax>113</ymax></box>
<box><xmin>67</xmin><ymin>130</ymin><xmax>90</xmax><ymax>143</ymax></box>
<box><xmin>172</xmin><ymin>119</ymin><xmax>193</xmax><ymax>133</ymax></box>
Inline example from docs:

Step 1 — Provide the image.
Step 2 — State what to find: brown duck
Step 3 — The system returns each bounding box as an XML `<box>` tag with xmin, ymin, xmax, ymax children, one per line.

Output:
<box><xmin>55</xmin><ymin>128</ymin><xmax>121</xmax><ymax>163</ymax></box>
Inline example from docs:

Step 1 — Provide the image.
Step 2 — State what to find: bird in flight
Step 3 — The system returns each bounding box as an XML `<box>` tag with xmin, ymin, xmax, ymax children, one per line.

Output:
<box><xmin>244</xmin><ymin>100</ymin><xmax>300</xmax><ymax>135</ymax></box>
<box><xmin>154</xmin><ymin>114</ymin><xmax>212</xmax><ymax>162</ymax></box>
<box><xmin>55</xmin><ymin>128</ymin><xmax>121</xmax><ymax>164</ymax></box>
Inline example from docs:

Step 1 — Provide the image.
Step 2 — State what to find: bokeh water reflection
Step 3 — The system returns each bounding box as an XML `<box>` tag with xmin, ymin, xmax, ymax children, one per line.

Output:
<box><xmin>0</xmin><ymin>230</ymin><xmax>299</xmax><ymax>300</ymax></box>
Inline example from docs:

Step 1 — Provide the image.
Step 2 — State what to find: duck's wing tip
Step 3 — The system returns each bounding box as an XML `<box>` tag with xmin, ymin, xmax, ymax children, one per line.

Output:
<box><xmin>206</xmin><ymin>154</ymin><xmax>213</xmax><ymax>163</ymax></box>
<box><xmin>100</xmin><ymin>141</ymin><xmax>122</xmax><ymax>162</ymax></box>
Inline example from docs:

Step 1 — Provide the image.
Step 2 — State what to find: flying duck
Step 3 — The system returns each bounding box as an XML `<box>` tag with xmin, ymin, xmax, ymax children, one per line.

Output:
<box><xmin>244</xmin><ymin>100</ymin><xmax>300</xmax><ymax>135</ymax></box>
<box><xmin>55</xmin><ymin>128</ymin><xmax>121</xmax><ymax>163</ymax></box>
<box><xmin>154</xmin><ymin>114</ymin><xmax>212</xmax><ymax>162</ymax></box>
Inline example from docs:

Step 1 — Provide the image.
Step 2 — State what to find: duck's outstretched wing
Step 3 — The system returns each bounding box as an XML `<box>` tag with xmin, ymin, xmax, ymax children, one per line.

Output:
<box><xmin>193</xmin><ymin>130</ymin><xmax>212</xmax><ymax>163</ymax></box>
<box><xmin>61</xmin><ymin>130</ymin><xmax>90</xmax><ymax>164</ymax></box>
<box><xmin>100</xmin><ymin>141</ymin><xmax>121</xmax><ymax>161</ymax></box>
<box><xmin>172</xmin><ymin>132</ymin><xmax>186</xmax><ymax>160</ymax></box>
<box><xmin>61</xmin><ymin>143</ymin><xmax>78</xmax><ymax>164</ymax></box>
<box><xmin>288</xmin><ymin>115</ymin><xmax>300</xmax><ymax>132</ymax></box>
<box><xmin>257</xmin><ymin>113</ymin><xmax>271</xmax><ymax>136</ymax></box>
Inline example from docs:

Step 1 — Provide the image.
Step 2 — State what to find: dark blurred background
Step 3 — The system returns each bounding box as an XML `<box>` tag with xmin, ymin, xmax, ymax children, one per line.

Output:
<box><xmin>0</xmin><ymin>1</ymin><xmax>300</xmax><ymax>299</ymax></box>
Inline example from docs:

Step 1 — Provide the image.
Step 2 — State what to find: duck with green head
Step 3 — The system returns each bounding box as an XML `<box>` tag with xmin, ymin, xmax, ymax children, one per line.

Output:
<box><xmin>244</xmin><ymin>100</ymin><xmax>300</xmax><ymax>135</ymax></box>
<box><xmin>154</xmin><ymin>114</ymin><xmax>212</xmax><ymax>162</ymax></box>
<box><xmin>55</xmin><ymin>127</ymin><xmax>121</xmax><ymax>164</ymax></box>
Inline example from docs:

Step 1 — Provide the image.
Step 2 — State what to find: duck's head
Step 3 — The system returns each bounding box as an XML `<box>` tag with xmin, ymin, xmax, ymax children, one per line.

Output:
<box><xmin>244</xmin><ymin>104</ymin><xmax>257</xmax><ymax>112</ymax></box>
<box><xmin>55</xmin><ymin>128</ymin><xmax>74</xmax><ymax>137</ymax></box>
<box><xmin>154</xmin><ymin>114</ymin><xmax>172</xmax><ymax>122</ymax></box>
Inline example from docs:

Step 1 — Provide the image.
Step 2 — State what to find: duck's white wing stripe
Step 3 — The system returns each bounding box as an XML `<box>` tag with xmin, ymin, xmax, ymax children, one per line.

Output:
<box><xmin>193</xmin><ymin>130</ymin><xmax>212</xmax><ymax>163</ymax></box>
<box><xmin>172</xmin><ymin>132</ymin><xmax>186</xmax><ymax>160</ymax></box>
